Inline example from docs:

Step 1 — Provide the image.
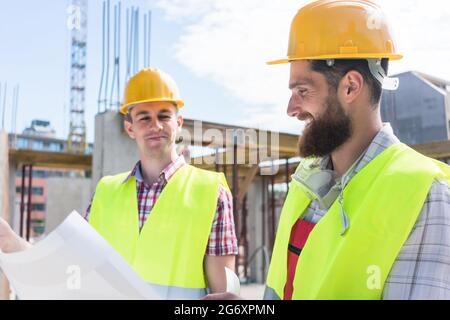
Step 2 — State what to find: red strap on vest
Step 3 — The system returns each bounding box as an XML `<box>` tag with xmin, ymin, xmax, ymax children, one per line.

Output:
<box><xmin>283</xmin><ymin>219</ymin><xmax>316</xmax><ymax>300</ymax></box>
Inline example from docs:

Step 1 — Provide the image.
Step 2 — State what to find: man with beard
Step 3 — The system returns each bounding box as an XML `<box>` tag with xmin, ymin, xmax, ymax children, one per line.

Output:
<box><xmin>263</xmin><ymin>0</ymin><xmax>450</xmax><ymax>300</ymax></box>
<box><xmin>205</xmin><ymin>0</ymin><xmax>450</xmax><ymax>300</ymax></box>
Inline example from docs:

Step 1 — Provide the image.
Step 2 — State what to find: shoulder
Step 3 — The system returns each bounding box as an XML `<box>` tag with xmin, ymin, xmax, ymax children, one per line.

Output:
<box><xmin>188</xmin><ymin>165</ymin><xmax>227</xmax><ymax>182</ymax></box>
<box><xmin>96</xmin><ymin>171</ymin><xmax>132</xmax><ymax>189</ymax></box>
<box><xmin>423</xmin><ymin>179</ymin><xmax>450</xmax><ymax>212</ymax></box>
<box><xmin>381</xmin><ymin>144</ymin><xmax>450</xmax><ymax>183</ymax></box>
<box><xmin>188</xmin><ymin>164</ymin><xmax>221</xmax><ymax>177</ymax></box>
<box><xmin>411</xmin><ymin>178</ymin><xmax>450</xmax><ymax>233</ymax></box>
<box><xmin>430</xmin><ymin>178</ymin><xmax>450</xmax><ymax>194</ymax></box>
<box><xmin>186</xmin><ymin>165</ymin><xmax>231</xmax><ymax>194</ymax></box>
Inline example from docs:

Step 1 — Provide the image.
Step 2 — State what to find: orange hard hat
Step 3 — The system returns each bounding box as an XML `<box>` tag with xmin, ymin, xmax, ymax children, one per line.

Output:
<box><xmin>120</xmin><ymin>68</ymin><xmax>184</xmax><ymax>114</ymax></box>
<box><xmin>268</xmin><ymin>0</ymin><xmax>402</xmax><ymax>65</ymax></box>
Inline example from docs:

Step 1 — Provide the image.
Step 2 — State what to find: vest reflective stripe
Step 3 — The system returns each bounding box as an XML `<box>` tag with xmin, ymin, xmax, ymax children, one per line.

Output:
<box><xmin>147</xmin><ymin>283</ymin><xmax>207</xmax><ymax>300</ymax></box>
<box><xmin>266</xmin><ymin>143</ymin><xmax>450</xmax><ymax>300</ymax></box>
<box><xmin>265</xmin><ymin>179</ymin><xmax>310</xmax><ymax>300</ymax></box>
<box><xmin>89</xmin><ymin>164</ymin><xmax>229</xmax><ymax>299</ymax></box>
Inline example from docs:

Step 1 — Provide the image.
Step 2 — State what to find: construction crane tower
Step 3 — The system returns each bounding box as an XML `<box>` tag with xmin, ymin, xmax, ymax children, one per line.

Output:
<box><xmin>67</xmin><ymin>0</ymin><xmax>87</xmax><ymax>153</ymax></box>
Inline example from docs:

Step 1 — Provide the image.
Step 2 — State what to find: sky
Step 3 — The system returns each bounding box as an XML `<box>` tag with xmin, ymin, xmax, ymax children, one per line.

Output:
<box><xmin>1</xmin><ymin>0</ymin><xmax>449</xmax><ymax>143</ymax></box>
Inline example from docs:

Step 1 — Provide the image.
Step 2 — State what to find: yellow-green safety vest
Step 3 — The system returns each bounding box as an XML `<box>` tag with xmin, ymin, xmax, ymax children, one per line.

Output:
<box><xmin>265</xmin><ymin>143</ymin><xmax>450</xmax><ymax>300</ymax></box>
<box><xmin>89</xmin><ymin>164</ymin><xmax>229</xmax><ymax>299</ymax></box>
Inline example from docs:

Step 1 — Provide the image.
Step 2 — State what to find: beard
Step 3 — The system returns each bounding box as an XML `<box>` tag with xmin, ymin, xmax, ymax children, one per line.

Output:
<box><xmin>298</xmin><ymin>94</ymin><xmax>353</xmax><ymax>158</ymax></box>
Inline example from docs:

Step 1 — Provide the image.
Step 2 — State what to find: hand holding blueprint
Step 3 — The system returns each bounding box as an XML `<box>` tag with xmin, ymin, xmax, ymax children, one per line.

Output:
<box><xmin>0</xmin><ymin>211</ymin><xmax>160</xmax><ymax>300</ymax></box>
<box><xmin>0</xmin><ymin>210</ymin><xmax>241</xmax><ymax>300</ymax></box>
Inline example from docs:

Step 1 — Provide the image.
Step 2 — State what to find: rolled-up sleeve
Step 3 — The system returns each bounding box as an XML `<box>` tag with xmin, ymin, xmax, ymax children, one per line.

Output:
<box><xmin>205</xmin><ymin>185</ymin><xmax>238</xmax><ymax>256</ymax></box>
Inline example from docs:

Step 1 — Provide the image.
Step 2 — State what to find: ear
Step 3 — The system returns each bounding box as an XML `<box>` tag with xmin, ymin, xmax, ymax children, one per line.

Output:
<box><xmin>176</xmin><ymin>113</ymin><xmax>183</xmax><ymax>129</ymax></box>
<box><xmin>339</xmin><ymin>70</ymin><xmax>364</xmax><ymax>105</ymax></box>
<box><xmin>176</xmin><ymin>114</ymin><xmax>183</xmax><ymax>134</ymax></box>
<box><xmin>124</xmin><ymin>119</ymin><xmax>136</xmax><ymax>140</ymax></box>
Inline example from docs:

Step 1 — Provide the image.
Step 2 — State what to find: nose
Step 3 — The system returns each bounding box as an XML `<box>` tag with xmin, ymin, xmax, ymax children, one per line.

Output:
<box><xmin>149</xmin><ymin>117</ymin><xmax>163</xmax><ymax>131</ymax></box>
<box><xmin>287</xmin><ymin>93</ymin><xmax>301</xmax><ymax>118</ymax></box>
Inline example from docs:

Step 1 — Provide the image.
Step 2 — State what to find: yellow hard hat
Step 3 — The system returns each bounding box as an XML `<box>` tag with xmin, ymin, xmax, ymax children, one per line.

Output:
<box><xmin>120</xmin><ymin>68</ymin><xmax>184</xmax><ymax>114</ymax></box>
<box><xmin>267</xmin><ymin>0</ymin><xmax>402</xmax><ymax>65</ymax></box>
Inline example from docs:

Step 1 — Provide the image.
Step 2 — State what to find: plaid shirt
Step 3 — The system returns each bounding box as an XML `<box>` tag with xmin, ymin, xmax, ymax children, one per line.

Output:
<box><xmin>302</xmin><ymin>123</ymin><xmax>450</xmax><ymax>299</ymax></box>
<box><xmin>85</xmin><ymin>156</ymin><xmax>238</xmax><ymax>256</ymax></box>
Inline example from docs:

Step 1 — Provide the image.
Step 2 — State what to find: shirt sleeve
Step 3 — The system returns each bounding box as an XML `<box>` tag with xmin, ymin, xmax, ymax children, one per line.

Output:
<box><xmin>205</xmin><ymin>185</ymin><xmax>239</xmax><ymax>256</ymax></box>
<box><xmin>383</xmin><ymin>179</ymin><xmax>450</xmax><ymax>299</ymax></box>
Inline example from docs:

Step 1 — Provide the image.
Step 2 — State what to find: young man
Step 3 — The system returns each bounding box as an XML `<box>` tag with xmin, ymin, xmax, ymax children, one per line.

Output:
<box><xmin>0</xmin><ymin>68</ymin><xmax>238</xmax><ymax>299</ymax></box>
<box><xmin>87</xmin><ymin>68</ymin><xmax>238</xmax><ymax>299</ymax></box>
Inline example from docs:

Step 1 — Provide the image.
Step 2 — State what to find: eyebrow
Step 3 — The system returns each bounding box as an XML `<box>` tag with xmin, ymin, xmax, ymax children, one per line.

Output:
<box><xmin>158</xmin><ymin>109</ymin><xmax>172</xmax><ymax>114</ymax></box>
<box><xmin>135</xmin><ymin>111</ymin><xmax>150</xmax><ymax>117</ymax></box>
<box><xmin>289</xmin><ymin>78</ymin><xmax>313</xmax><ymax>90</ymax></box>
<box><xmin>135</xmin><ymin>109</ymin><xmax>172</xmax><ymax>117</ymax></box>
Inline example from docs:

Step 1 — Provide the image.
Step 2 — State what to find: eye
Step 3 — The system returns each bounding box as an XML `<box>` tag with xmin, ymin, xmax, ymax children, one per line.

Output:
<box><xmin>159</xmin><ymin>115</ymin><xmax>171</xmax><ymax>120</ymax></box>
<box><xmin>139</xmin><ymin>116</ymin><xmax>150</xmax><ymax>122</ymax></box>
<box><xmin>297</xmin><ymin>88</ymin><xmax>308</xmax><ymax>97</ymax></box>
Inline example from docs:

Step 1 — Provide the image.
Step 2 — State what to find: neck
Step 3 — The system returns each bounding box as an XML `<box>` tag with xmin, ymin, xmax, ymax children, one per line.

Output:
<box><xmin>139</xmin><ymin>148</ymin><xmax>179</xmax><ymax>185</ymax></box>
<box><xmin>331</xmin><ymin>115</ymin><xmax>382</xmax><ymax>177</ymax></box>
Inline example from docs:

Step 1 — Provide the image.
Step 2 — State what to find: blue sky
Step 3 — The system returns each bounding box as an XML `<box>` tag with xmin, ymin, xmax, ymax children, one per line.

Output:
<box><xmin>1</xmin><ymin>0</ymin><xmax>450</xmax><ymax>142</ymax></box>
<box><xmin>0</xmin><ymin>0</ymin><xmax>252</xmax><ymax>142</ymax></box>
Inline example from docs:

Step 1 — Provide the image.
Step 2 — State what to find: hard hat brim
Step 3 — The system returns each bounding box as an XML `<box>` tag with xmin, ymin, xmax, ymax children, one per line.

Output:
<box><xmin>267</xmin><ymin>53</ymin><xmax>403</xmax><ymax>65</ymax></box>
<box><xmin>120</xmin><ymin>98</ymin><xmax>184</xmax><ymax>114</ymax></box>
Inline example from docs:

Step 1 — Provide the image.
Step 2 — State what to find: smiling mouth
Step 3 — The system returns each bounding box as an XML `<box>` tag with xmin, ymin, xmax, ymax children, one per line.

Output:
<box><xmin>299</xmin><ymin>114</ymin><xmax>314</xmax><ymax>128</ymax></box>
<box><xmin>145</xmin><ymin>136</ymin><xmax>167</xmax><ymax>140</ymax></box>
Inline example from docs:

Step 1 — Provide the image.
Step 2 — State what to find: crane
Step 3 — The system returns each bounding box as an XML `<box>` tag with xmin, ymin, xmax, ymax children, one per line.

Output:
<box><xmin>67</xmin><ymin>0</ymin><xmax>87</xmax><ymax>153</ymax></box>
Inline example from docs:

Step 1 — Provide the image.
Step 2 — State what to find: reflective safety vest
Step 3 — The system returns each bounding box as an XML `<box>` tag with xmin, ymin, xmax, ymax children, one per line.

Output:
<box><xmin>265</xmin><ymin>143</ymin><xmax>450</xmax><ymax>300</ymax></box>
<box><xmin>89</xmin><ymin>164</ymin><xmax>229</xmax><ymax>299</ymax></box>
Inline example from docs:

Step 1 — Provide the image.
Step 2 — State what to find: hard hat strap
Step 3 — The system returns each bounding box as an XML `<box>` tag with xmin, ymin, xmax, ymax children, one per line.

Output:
<box><xmin>322</xmin><ymin>58</ymin><xmax>399</xmax><ymax>91</ymax></box>
<box><xmin>367</xmin><ymin>58</ymin><xmax>399</xmax><ymax>91</ymax></box>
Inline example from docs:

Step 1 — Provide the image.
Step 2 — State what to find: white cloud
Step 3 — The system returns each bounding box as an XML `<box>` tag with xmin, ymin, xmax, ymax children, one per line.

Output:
<box><xmin>376</xmin><ymin>0</ymin><xmax>450</xmax><ymax>79</ymax></box>
<box><xmin>155</xmin><ymin>0</ymin><xmax>450</xmax><ymax>132</ymax></box>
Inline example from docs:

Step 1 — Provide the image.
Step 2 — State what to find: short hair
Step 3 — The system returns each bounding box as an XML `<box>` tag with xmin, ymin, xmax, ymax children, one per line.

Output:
<box><xmin>310</xmin><ymin>58</ymin><xmax>389</xmax><ymax>105</ymax></box>
<box><xmin>123</xmin><ymin>103</ymin><xmax>179</xmax><ymax>123</ymax></box>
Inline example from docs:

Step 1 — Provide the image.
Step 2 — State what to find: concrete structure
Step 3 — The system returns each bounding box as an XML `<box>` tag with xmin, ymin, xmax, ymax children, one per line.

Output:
<box><xmin>381</xmin><ymin>71</ymin><xmax>450</xmax><ymax>144</ymax></box>
<box><xmin>13</xmin><ymin>167</ymin><xmax>89</xmax><ymax>238</ymax></box>
<box><xmin>1</xmin><ymin>131</ymin><xmax>10</xmax><ymax>223</ymax></box>
<box><xmin>0</xmin><ymin>131</ymin><xmax>11</xmax><ymax>299</ymax></box>
<box><xmin>14</xmin><ymin>168</ymin><xmax>47</xmax><ymax>236</ymax></box>
<box><xmin>22</xmin><ymin>120</ymin><xmax>56</xmax><ymax>138</ymax></box>
<box><xmin>245</xmin><ymin>177</ymin><xmax>270</xmax><ymax>284</ymax></box>
<box><xmin>245</xmin><ymin>178</ymin><xmax>265</xmax><ymax>283</ymax></box>
<box><xmin>7</xmin><ymin>120</ymin><xmax>92</xmax><ymax>239</ymax></box>
<box><xmin>45</xmin><ymin>177</ymin><xmax>91</xmax><ymax>234</ymax></box>
<box><xmin>92</xmin><ymin>111</ymin><xmax>138</xmax><ymax>189</ymax></box>
<box><xmin>10</xmin><ymin>133</ymin><xmax>93</xmax><ymax>154</ymax></box>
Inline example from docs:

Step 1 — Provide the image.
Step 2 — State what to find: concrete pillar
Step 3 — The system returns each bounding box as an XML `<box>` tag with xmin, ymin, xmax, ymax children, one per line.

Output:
<box><xmin>92</xmin><ymin>111</ymin><xmax>138</xmax><ymax>191</ymax></box>
<box><xmin>8</xmin><ymin>160</ymin><xmax>18</xmax><ymax>235</ymax></box>
<box><xmin>45</xmin><ymin>177</ymin><xmax>92</xmax><ymax>233</ymax></box>
<box><xmin>246</xmin><ymin>177</ymin><xmax>266</xmax><ymax>284</ymax></box>
<box><xmin>0</xmin><ymin>131</ymin><xmax>11</xmax><ymax>299</ymax></box>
